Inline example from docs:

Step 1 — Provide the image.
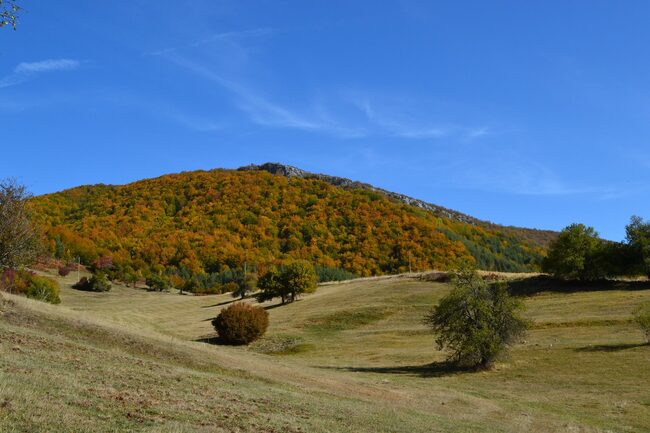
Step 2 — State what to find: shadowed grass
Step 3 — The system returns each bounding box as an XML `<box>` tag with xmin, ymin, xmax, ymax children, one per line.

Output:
<box><xmin>508</xmin><ymin>275</ymin><xmax>650</xmax><ymax>296</ymax></box>
<box><xmin>321</xmin><ymin>361</ymin><xmax>468</xmax><ymax>378</ymax></box>
<box><xmin>575</xmin><ymin>342</ymin><xmax>649</xmax><ymax>352</ymax></box>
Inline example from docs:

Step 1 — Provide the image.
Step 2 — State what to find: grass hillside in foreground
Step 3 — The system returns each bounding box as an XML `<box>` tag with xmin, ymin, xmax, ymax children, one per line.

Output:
<box><xmin>2</xmin><ymin>271</ymin><xmax>649</xmax><ymax>432</ymax></box>
<box><xmin>30</xmin><ymin>168</ymin><xmax>549</xmax><ymax>287</ymax></box>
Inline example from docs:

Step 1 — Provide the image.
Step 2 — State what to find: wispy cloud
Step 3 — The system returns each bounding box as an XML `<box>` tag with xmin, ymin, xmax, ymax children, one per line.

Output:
<box><xmin>350</xmin><ymin>97</ymin><xmax>487</xmax><ymax>140</ymax></box>
<box><xmin>464</xmin><ymin>127</ymin><xmax>490</xmax><ymax>141</ymax></box>
<box><xmin>163</xmin><ymin>54</ymin><xmax>365</xmax><ymax>137</ymax></box>
<box><xmin>0</xmin><ymin>58</ymin><xmax>81</xmax><ymax>88</ymax></box>
<box><xmin>14</xmin><ymin>59</ymin><xmax>80</xmax><ymax>74</ymax></box>
<box><xmin>147</xmin><ymin>28</ymin><xmax>276</xmax><ymax>56</ymax></box>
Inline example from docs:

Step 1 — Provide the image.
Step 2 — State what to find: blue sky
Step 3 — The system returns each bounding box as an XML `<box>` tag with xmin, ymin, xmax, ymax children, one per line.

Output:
<box><xmin>1</xmin><ymin>1</ymin><xmax>648</xmax><ymax>241</ymax></box>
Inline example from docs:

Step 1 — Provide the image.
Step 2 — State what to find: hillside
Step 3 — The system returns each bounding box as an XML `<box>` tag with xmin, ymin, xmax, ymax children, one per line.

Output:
<box><xmin>241</xmin><ymin>163</ymin><xmax>557</xmax><ymax>248</ymax></box>
<box><xmin>2</xmin><ymin>272</ymin><xmax>649</xmax><ymax>432</ymax></box>
<box><xmin>29</xmin><ymin>165</ymin><xmax>554</xmax><ymax>284</ymax></box>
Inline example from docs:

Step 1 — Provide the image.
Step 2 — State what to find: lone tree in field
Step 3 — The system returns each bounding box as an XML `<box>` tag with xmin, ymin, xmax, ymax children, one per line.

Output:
<box><xmin>542</xmin><ymin>223</ymin><xmax>605</xmax><ymax>280</ymax></box>
<box><xmin>256</xmin><ymin>260</ymin><xmax>317</xmax><ymax>304</ymax></box>
<box><xmin>282</xmin><ymin>260</ymin><xmax>317</xmax><ymax>302</ymax></box>
<box><xmin>0</xmin><ymin>179</ymin><xmax>41</xmax><ymax>271</ymax></box>
<box><xmin>424</xmin><ymin>268</ymin><xmax>527</xmax><ymax>369</ymax></box>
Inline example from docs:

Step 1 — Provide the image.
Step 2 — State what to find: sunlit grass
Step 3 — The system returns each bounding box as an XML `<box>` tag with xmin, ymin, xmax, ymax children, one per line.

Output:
<box><xmin>2</xmin><ymin>272</ymin><xmax>650</xmax><ymax>432</ymax></box>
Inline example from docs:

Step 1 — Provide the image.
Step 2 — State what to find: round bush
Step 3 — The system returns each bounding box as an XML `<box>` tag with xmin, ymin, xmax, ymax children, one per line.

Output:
<box><xmin>58</xmin><ymin>266</ymin><xmax>71</xmax><ymax>277</ymax></box>
<box><xmin>26</xmin><ymin>274</ymin><xmax>61</xmax><ymax>304</ymax></box>
<box><xmin>212</xmin><ymin>303</ymin><xmax>269</xmax><ymax>345</ymax></box>
<box><xmin>72</xmin><ymin>273</ymin><xmax>111</xmax><ymax>292</ymax></box>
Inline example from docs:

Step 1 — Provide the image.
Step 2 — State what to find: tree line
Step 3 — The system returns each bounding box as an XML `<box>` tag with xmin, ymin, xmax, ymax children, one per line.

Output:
<box><xmin>543</xmin><ymin>217</ymin><xmax>650</xmax><ymax>280</ymax></box>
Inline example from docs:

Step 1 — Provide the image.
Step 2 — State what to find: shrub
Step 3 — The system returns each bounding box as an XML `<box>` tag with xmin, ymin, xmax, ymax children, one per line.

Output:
<box><xmin>0</xmin><ymin>269</ymin><xmax>60</xmax><ymax>304</ymax></box>
<box><xmin>221</xmin><ymin>281</ymin><xmax>239</xmax><ymax>293</ymax></box>
<box><xmin>58</xmin><ymin>266</ymin><xmax>71</xmax><ymax>277</ymax></box>
<box><xmin>26</xmin><ymin>274</ymin><xmax>62</xmax><ymax>304</ymax></box>
<box><xmin>212</xmin><ymin>303</ymin><xmax>269</xmax><ymax>345</ymax></box>
<box><xmin>634</xmin><ymin>303</ymin><xmax>650</xmax><ymax>343</ymax></box>
<box><xmin>73</xmin><ymin>273</ymin><xmax>111</xmax><ymax>292</ymax></box>
<box><xmin>72</xmin><ymin>277</ymin><xmax>89</xmax><ymax>290</ymax></box>
<box><xmin>424</xmin><ymin>268</ymin><xmax>527</xmax><ymax>368</ymax></box>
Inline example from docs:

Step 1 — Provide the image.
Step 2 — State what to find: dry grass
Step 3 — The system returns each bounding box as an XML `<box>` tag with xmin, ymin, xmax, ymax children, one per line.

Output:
<box><xmin>2</xmin><ymin>271</ymin><xmax>650</xmax><ymax>432</ymax></box>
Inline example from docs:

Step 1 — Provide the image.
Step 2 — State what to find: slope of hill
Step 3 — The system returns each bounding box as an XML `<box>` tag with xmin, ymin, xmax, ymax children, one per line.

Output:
<box><xmin>2</xmin><ymin>273</ymin><xmax>649</xmax><ymax>432</ymax></box>
<box><xmin>29</xmin><ymin>165</ymin><xmax>553</xmax><ymax>284</ymax></box>
<box><xmin>240</xmin><ymin>163</ymin><xmax>558</xmax><ymax>248</ymax></box>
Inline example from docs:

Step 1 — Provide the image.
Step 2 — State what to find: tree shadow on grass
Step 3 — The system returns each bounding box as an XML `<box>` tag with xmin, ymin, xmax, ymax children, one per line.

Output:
<box><xmin>195</xmin><ymin>335</ymin><xmax>221</xmax><ymax>345</ymax></box>
<box><xmin>507</xmin><ymin>276</ymin><xmax>650</xmax><ymax>297</ymax></box>
<box><xmin>195</xmin><ymin>335</ymin><xmax>245</xmax><ymax>346</ymax></box>
<box><xmin>575</xmin><ymin>342</ymin><xmax>649</xmax><ymax>352</ymax></box>
<box><xmin>263</xmin><ymin>302</ymin><xmax>287</xmax><ymax>311</ymax></box>
<box><xmin>318</xmin><ymin>361</ymin><xmax>470</xmax><ymax>378</ymax></box>
<box><xmin>201</xmin><ymin>296</ymin><xmax>252</xmax><ymax>308</ymax></box>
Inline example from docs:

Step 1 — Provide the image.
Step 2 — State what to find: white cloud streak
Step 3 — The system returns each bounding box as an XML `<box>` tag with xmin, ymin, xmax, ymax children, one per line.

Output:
<box><xmin>350</xmin><ymin>97</ymin><xmax>484</xmax><ymax>140</ymax></box>
<box><xmin>14</xmin><ymin>59</ymin><xmax>80</xmax><ymax>74</ymax></box>
<box><xmin>0</xmin><ymin>58</ymin><xmax>81</xmax><ymax>89</ymax></box>
<box><xmin>164</xmin><ymin>54</ymin><xmax>365</xmax><ymax>137</ymax></box>
<box><xmin>147</xmin><ymin>28</ymin><xmax>276</xmax><ymax>56</ymax></box>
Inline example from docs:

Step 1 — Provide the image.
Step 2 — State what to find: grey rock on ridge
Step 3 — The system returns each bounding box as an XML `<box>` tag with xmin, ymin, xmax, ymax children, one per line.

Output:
<box><xmin>238</xmin><ymin>162</ymin><xmax>479</xmax><ymax>225</ymax></box>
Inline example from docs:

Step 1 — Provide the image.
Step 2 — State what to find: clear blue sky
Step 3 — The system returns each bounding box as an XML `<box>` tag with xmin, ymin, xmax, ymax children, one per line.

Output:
<box><xmin>1</xmin><ymin>1</ymin><xmax>648</xmax><ymax>241</ymax></box>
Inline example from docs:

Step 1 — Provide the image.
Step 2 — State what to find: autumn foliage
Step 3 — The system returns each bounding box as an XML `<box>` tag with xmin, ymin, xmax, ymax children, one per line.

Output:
<box><xmin>29</xmin><ymin>170</ymin><xmax>546</xmax><ymax>286</ymax></box>
<box><xmin>0</xmin><ymin>269</ymin><xmax>61</xmax><ymax>304</ymax></box>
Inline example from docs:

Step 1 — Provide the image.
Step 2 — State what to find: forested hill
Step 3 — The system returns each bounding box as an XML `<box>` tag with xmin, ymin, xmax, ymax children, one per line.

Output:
<box><xmin>240</xmin><ymin>163</ymin><xmax>557</xmax><ymax>248</ymax></box>
<box><xmin>30</xmin><ymin>165</ymin><xmax>555</xmax><ymax>282</ymax></box>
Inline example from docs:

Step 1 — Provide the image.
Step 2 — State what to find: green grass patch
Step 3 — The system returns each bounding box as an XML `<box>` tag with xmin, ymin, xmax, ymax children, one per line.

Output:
<box><xmin>271</xmin><ymin>343</ymin><xmax>315</xmax><ymax>355</ymax></box>
<box><xmin>304</xmin><ymin>307</ymin><xmax>393</xmax><ymax>333</ymax></box>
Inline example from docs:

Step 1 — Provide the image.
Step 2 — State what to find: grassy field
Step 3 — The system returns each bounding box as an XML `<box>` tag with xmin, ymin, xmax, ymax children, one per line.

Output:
<box><xmin>1</xmin><ymin>271</ymin><xmax>650</xmax><ymax>432</ymax></box>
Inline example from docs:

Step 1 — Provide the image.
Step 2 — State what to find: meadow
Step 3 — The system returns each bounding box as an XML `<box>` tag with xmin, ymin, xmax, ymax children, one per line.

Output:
<box><xmin>1</xmin><ymin>271</ymin><xmax>649</xmax><ymax>432</ymax></box>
